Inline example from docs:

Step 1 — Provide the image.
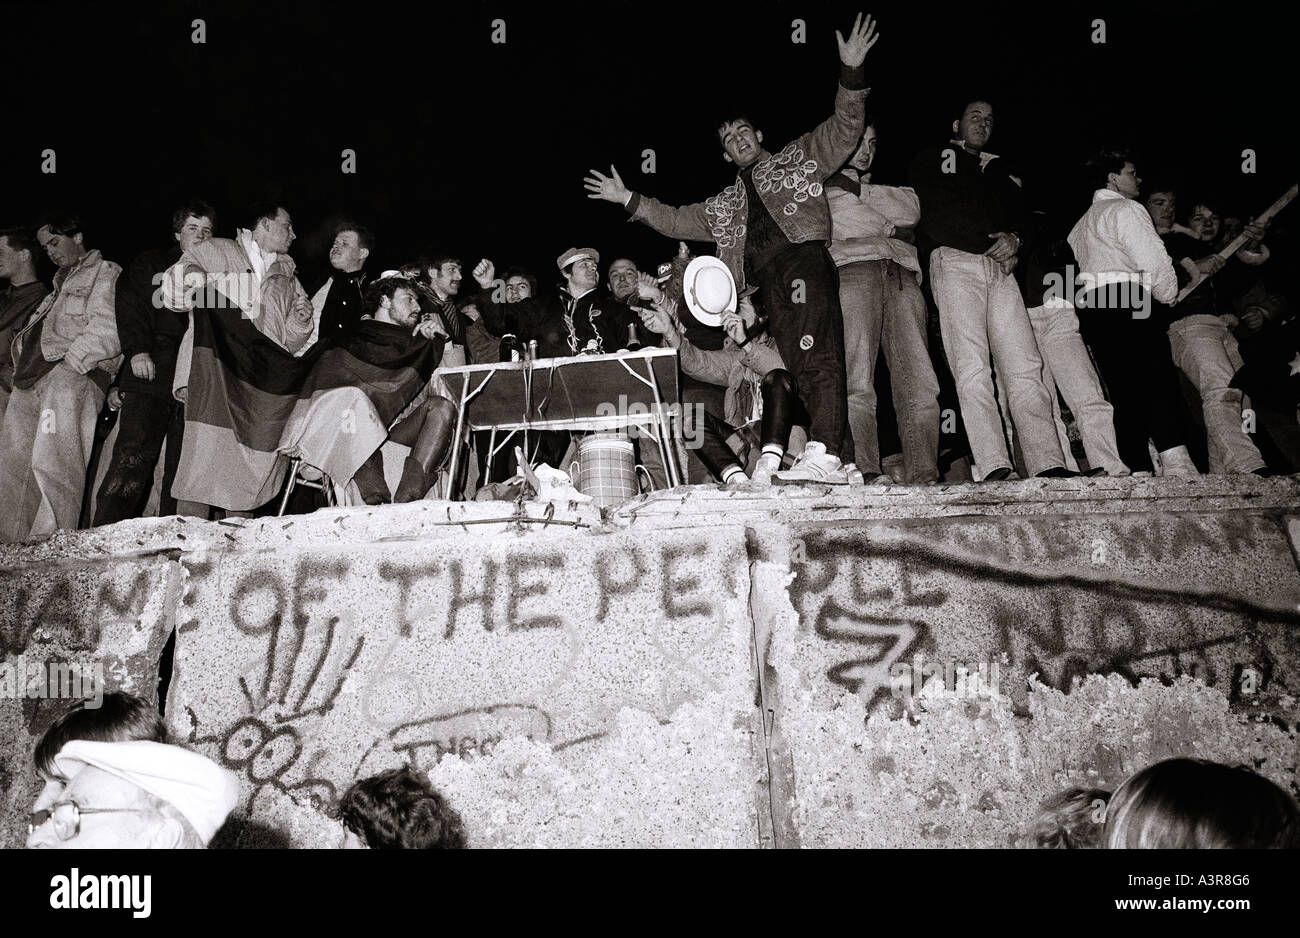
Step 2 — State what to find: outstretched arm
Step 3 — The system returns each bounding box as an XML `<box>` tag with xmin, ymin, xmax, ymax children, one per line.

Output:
<box><xmin>584</xmin><ymin>164</ymin><xmax>632</xmax><ymax>207</ymax></box>
<box><xmin>836</xmin><ymin>12</ymin><xmax>879</xmax><ymax>67</ymax></box>
<box><xmin>585</xmin><ymin>163</ymin><xmax>715</xmax><ymax>242</ymax></box>
<box><xmin>798</xmin><ymin>14</ymin><xmax>877</xmax><ymax>184</ymax></box>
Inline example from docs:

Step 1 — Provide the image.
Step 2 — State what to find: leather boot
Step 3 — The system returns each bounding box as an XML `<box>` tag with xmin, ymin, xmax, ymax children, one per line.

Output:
<box><xmin>352</xmin><ymin>450</ymin><xmax>391</xmax><ymax>504</ymax></box>
<box><xmin>393</xmin><ymin>457</ymin><xmax>433</xmax><ymax>502</ymax></box>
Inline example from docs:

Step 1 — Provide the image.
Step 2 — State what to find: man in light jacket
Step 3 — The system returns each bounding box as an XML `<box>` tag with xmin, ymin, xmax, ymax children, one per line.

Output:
<box><xmin>0</xmin><ymin>213</ymin><xmax>121</xmax><ymax>541</ymax></box>
<box><xmin>828</xmin><ymin>121</ymin><xmax>940</xmax><ymax>484</ymax></box>
<box><xmin>162</xmin><ymin>202</ymin><xmax>314</xmax><ymax>354</ymax></box>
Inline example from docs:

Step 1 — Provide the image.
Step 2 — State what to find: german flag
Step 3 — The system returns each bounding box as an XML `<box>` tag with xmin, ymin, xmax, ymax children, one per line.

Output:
<box><xmin>172</xmin><ymin>305</ymin><xmax>442</xmax><ymax>511</ymax></box>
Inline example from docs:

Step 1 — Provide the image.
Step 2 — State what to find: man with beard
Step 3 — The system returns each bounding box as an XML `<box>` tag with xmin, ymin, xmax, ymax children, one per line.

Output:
<box><xmin>347</xmin><ymin>277</ymin><xmax>459</xmax><ymax>503</ymax></box>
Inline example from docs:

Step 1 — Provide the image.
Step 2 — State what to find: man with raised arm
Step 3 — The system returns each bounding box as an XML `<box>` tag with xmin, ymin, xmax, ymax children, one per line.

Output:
<box><xmin>585</xmin><ymin>13</ymin><xmax>879</xmax><ymax>484</ymax></box>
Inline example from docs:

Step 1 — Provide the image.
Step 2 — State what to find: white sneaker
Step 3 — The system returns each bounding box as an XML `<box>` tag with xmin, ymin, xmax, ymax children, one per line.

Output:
<box><xmin>774</xmin><ymin>442</ymin><xmax>849</xmax><ymax>484</ymax></box>
<box><xmin>1156</xmin><ymin>445</ymin><xmax>1200</xmax><ymax>477</ymax></box>
<box><xmin>751</xmin><ymin>452</ymin><xmax>781</xmax><ymax>488</ymax></box>
<box><xmin>722</xmin><ymin>470</ymin><xmax>751</xmax><ymax>489</ymax></box>
<box><xmin>843</xmin><ymin>463</ymin><xmax>867</xmax><ymax>485</ymax></box>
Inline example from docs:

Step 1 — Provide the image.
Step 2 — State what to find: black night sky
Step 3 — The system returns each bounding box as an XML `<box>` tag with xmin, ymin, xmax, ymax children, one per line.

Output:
<box><xmin>5</xmin><ymin>0</ymin><xmax>1296</xmax><ymax>286</ymax></box>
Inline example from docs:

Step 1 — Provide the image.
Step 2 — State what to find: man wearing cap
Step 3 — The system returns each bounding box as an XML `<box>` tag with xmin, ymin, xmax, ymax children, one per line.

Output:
<box><xmin>27</xmin><ymin>738</ymin><xmax>239</xmax><ymax>849</ymax></box>
<box><xmin>556</xmin><ymin>247</ymin><xmax>649</xmax><ymax>355</ymax></box>
<box><xmin>585</xmin><ymin>13</ymin><xmax>879</xmax><ymax>483</ymax></box>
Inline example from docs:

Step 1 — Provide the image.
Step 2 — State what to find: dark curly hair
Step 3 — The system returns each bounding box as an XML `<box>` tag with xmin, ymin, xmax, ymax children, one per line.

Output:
<box><xmin>338</xmin><ymin>765</ymin><xmax>467</xmax><ymax>849</ymax></box>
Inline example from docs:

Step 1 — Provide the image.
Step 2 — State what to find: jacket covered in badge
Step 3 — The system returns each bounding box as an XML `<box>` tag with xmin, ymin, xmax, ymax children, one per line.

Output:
<box><xmin>626</xmin><ymin>74</ymin><xmax>869</xmax><ymax>291</ymax></box>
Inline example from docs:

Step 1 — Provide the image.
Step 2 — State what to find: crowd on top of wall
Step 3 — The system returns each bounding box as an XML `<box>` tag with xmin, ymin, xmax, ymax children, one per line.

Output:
<box><xmin>1</xmin><ymin>14</ymin><xmax>1296</xmax><ymax>541</ymax></box>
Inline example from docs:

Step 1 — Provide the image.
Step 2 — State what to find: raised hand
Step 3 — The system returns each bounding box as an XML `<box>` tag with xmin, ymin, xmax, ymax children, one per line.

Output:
<box><xmin>635</xmin><ymin>271</ymin><xmax>663</xmax><ymax>301</ymax></box>
<box><xmin>737</xmin><ymin>294</ymin><xmax>758</xmax><ymax>327</ymax></box>
<box><xmin>836</xmin><ymin>12</ymin><xmax>879</xmax><ymax>68</ymax></box>
<box><xmin>584</xmin><ymin>165</ymin><xmax>631</xmax><ymax>204</ymax></box>
<box><xmin>721</xmin><ymin>310</ymin><xmax>747</xmax><ymax>346</ymax></box>
<box><xmin>473</xmin><ymin>258</ymin><xmax>495</xmax><ymax>289</ymax></box>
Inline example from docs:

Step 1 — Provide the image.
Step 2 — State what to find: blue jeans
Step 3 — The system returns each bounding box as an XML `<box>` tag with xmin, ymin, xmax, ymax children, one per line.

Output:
<box><xmin>929</xmin><ymin>247</ymin><xmax>1065</xmax><ymax>480</ymax></box>
<box><xmin>838</xmin><ymin>259</ymin><xmax>940</xmax><ymax>481</ymax></box>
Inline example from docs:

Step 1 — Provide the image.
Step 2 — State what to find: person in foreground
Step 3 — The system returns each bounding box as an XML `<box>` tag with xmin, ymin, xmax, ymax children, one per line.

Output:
<box><xmin>27</xmin><ymin>734</ymin><xmax>238</xmax><ymax>849</ymax></box>
<box><xmin>1104</xmin><ymin>758</ymin><xmax>1300</xmax><ymax>848</ymax></box>
<box><xmin>337</xmin><ymin>764</ymin><xmax>468</xmax><ymax>849</ymax></box>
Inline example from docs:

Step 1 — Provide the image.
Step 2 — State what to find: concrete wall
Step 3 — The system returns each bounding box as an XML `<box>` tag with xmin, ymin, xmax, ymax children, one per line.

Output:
<box><xmin>3</xmin><ymin>476</ymin><xmax>1298</xmax><ymax>847</ymax></box>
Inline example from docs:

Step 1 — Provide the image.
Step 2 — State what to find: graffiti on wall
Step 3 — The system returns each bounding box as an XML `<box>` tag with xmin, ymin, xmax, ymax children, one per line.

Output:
<box><xmin>173</xmin><ymin>536</ymin><xmax>739</xmax><ymax>811</ymax></box>
<box><xmin>790</xmin><ymin>515</ymin><xmax>1300</xmax><ymax>713</ymax></box>
<box><xmin>0</xmin><ymin>562</ymin><xmax>168</xmax><ymax>658</ymax></box>
<box><xmin>0</xmin><ymin>559</ymin><xmax>176</xmax><ymax>733</ymax></box>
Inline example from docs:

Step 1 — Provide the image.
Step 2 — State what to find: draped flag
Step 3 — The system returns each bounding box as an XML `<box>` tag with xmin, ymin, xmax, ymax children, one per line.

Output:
<box><xmin>172</xmin><ymin>304</ymin><xmax>442</xmax><ymax>510</ymax></box>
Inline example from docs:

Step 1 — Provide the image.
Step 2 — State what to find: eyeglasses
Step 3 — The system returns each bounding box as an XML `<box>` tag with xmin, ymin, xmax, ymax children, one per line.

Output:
<box><xmin>28</xmin><ymin>801</ymin><xmax>153</xmax><ymax>840</ymax></box>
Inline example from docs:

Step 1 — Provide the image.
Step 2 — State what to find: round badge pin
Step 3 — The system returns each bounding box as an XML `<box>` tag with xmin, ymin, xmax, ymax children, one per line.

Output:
<box><xmin>799</xmin><ymin>335</ymin><xmax>814</xmax><ymax>350</ymax></box>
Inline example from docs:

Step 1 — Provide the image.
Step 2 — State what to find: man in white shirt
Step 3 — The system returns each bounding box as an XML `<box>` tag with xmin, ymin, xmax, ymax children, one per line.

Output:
<box><xmin>1067</xmin><ymin>151</ymin><xmax>1199</xmax><ymax>475</ymax></box>
<box><xmin>1020</xmin><ymin>216</ymin><xmax>1128</xmax><ymax>477</ymax></box>
<box><xmin>828</xmin><ymin>122</ymin><xmax>940</xmax><ymax>484</ymax></box>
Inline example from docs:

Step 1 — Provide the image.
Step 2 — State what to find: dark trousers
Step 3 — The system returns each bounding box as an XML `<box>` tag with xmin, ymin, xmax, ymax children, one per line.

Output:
<box><xmin>94</xmin><ymin>392</ymin><xmax>184</xmax><ymax>524</ymax></box>
<box><xmin>1076</xmin><ymin>288</ymin><xmax>1188</xmax><ymax>473</ymax></box>
<box><xmin>752</xmin><ymin>242</ymin><xmax>853</xmax><ymax>461</ymax></box>
<box><xmin>694</xmin><ymin>369</ymin><xmax>808</xmax><ymax>479</ymax></box>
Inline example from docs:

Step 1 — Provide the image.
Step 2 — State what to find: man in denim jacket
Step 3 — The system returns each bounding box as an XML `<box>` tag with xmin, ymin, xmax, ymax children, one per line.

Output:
<box><xmin>0</xmin><ymin>213</ymin><xmax>121</xmax><ymax>541</ymax></box>
<box><xmin>586</xmin><ymin>13</ymin><xmax>879</xmax><ymax>483</ymax></box>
